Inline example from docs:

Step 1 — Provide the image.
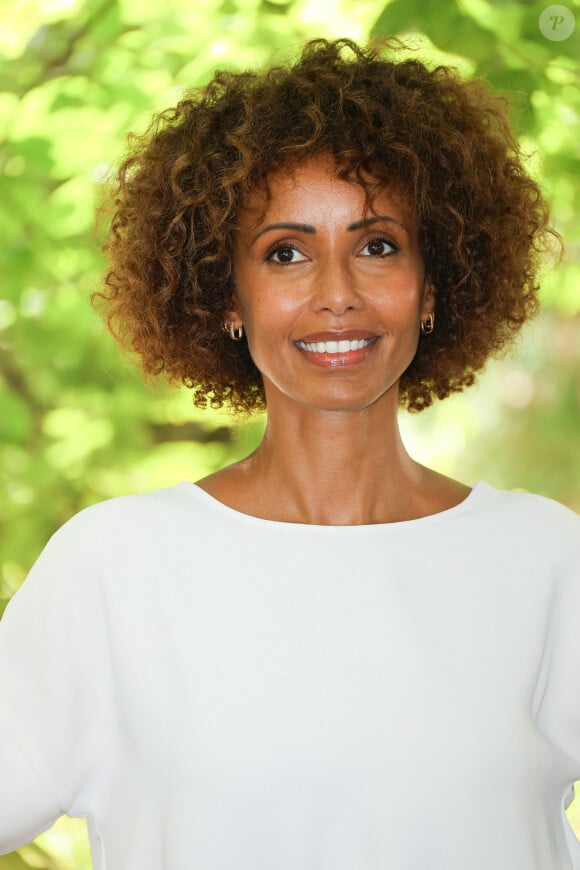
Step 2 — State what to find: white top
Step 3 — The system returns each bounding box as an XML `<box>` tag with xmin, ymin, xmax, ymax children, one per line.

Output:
<box><xmin>0</xmin><ymin>481</ymin><xmax>579</xmax><ymax>870</ymax></box>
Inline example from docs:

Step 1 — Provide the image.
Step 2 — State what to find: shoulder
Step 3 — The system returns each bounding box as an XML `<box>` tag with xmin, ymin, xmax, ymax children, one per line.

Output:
<box><xmin>476</xmin><ymin>482</ymin><xmax>578</xmax><ymax>523</ymax></box>
<box><xmin>17</xmin><ymin>484</ymin><xmax>217</xmax><ymax>607</ymax></box>
<box><xmin>473</xmin><ymin>481</ymin><xmax>579</xmax><ymax>556</ymax></box>
<box><xmin>41</xmin><ymin>483</ymin><xmax>204</xmax><ymax>563</ymax></box>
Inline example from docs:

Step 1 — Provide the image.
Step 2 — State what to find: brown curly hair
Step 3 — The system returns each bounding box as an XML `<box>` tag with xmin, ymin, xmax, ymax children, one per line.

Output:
<box><xmin>97</xmin><ymin>37</ymin><xmax>558</xmax><ymax>414</ymax></box>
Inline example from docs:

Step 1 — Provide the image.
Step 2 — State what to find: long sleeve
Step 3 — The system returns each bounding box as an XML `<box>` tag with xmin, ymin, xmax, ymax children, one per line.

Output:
<box><xmin>0</xmin><ymin>514</ymin><xmax>109</xmax><ymax>853</ymax></box>
<box><xmin>533</xmin><ymin>537</ymin><xmax>580</xmax><ymax>771</ymax></box>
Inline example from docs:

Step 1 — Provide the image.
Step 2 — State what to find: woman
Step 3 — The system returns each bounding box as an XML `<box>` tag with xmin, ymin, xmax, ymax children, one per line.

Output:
<box><xmin>1</xmin><ymin>38</ymin><xmax>579</xmax><ymax>870</ymax></box>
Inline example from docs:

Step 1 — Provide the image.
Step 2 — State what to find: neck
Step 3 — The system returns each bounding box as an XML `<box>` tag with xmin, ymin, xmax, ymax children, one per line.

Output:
<box><xmin>239</xmin><ymin>399</ymin><xmax>428</xmax><ymax>525</ymax></box>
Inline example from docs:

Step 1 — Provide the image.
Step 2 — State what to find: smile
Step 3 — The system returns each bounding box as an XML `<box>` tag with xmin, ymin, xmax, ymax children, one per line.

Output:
<box><xmin>296</xmin><ymin>338</ymin><xmax>375</xmax><ymax>353</ymax></box>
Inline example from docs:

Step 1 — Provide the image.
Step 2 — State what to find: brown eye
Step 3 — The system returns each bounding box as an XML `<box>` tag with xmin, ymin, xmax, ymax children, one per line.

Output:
<box><xmin>265</xmin><ymin>245</ymin><xmax>306</xmax><ymax>264</ymax></box>
<box><xmin>275</xmin><ymin>247</ymin><xmax>295</xmax><ymax>263</ymax></box>
<box><xmin>361</xmin><ymin>237</ymin><xmax>397</xmax><ymax>257</ymax></box>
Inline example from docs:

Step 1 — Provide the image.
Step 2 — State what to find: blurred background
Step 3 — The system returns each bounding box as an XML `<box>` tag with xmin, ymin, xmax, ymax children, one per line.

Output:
<box><xmin>0</xmin><ymin>0</ymin><xmax>578</xmax><ymax>866</ymax></box>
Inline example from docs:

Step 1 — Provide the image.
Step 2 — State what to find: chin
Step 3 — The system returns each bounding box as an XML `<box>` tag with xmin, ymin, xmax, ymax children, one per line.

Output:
<box><xmin>295</xmin><ymin>387</ymin><xmax>397</xmax><ymax>414</ymax></box>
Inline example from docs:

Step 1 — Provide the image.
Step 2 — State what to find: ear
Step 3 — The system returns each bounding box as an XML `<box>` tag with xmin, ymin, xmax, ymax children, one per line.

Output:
<box><xmin>420</xmin><ymin>279</ymin><xmax>436</xmax><ymax>318</ymax></box>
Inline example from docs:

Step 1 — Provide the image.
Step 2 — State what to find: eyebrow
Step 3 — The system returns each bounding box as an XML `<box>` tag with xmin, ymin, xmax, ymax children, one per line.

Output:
<box><xmin>348</xmin><ymin>215</ymin><xmax>408</xmax><ymax>233</ymax></box>
<box><xmin>251</xmin><ymin>215</ymin><xmax>408</xmax><ymax>244</ymax></box>
<box><xmin>251</xmin><ymin>222</ymin><xmax>315</xmax><ymax>243</ymax></box>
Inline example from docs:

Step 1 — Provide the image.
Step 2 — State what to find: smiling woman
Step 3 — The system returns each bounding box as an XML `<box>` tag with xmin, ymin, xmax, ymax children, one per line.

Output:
<box><xmin>198</xmin><ymin>150</ymin><xmax>452</xmax><ymax>525</ymax></box>
<box><xmin>1</xmin><ymin>37</ymin><xmax>580</xmax><ymax>870</ymax></box>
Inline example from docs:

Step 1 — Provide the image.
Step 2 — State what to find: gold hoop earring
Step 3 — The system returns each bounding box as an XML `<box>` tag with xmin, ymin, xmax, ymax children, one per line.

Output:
<box><xmin>420</xmin><ymin>313</ymin><xmax>435</xmax><ymax>335</ymax></box>
<box><xmin>224</xmin><ymin>321</ymin><xmax>244</xmax><ymax>341</ymax></box>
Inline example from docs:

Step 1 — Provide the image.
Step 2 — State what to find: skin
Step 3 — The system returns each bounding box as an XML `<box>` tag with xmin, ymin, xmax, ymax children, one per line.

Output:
<box><xmin>197</xmin><ymin>155</ymin><xmax>470</xmax><ymax>524</ymax></box>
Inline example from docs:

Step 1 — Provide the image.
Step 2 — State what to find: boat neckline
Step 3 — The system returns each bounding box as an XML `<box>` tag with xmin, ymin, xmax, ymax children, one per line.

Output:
<box><xmin>177</xmin><ymin>480</ymin><xmax>489</xmax><ymax>532</ymax></box>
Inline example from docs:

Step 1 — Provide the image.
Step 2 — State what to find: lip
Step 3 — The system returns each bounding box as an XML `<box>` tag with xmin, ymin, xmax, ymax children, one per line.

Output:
<box><xmin>295</xmin><ymin>329</ymin><xmax>378</xmax><ymax>343</ymax></box>
<box><xmin>294</xmin><ymin>335</ymin><xmax>378</xmax><ymax>369</ymax></box>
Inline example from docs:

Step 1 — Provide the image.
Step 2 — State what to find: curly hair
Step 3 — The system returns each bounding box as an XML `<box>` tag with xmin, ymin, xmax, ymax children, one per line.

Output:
<box><xmin>97</xmin><ymin>38</ymin><xmax>558</xmax><ymax>414</ymax></box>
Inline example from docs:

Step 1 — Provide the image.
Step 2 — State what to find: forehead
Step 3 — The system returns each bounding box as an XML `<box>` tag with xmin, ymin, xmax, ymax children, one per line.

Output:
<box><xmin>238</xmin><ymin>155</ymin><xmax>415</xmax><ymax>230</ymax></box>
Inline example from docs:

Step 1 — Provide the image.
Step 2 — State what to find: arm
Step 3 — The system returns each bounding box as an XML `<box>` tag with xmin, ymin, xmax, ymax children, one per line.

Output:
<box><xmin>0</xmin><ymin>513</ymin><xmax>109</xmax><ymax>854</ymax></box>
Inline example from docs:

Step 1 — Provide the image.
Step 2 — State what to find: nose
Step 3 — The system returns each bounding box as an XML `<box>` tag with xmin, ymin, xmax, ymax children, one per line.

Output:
<box><xmin>310</xmin><ymin>257</ymin><xmax>364</xmax><ymax>315</ymax></box>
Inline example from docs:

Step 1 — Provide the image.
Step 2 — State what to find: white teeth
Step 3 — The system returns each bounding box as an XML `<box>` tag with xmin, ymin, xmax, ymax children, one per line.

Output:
<box><xmin>297</xmin><ymin>338</ymin><xmax>374</xmax><ymax>353</ymax></box>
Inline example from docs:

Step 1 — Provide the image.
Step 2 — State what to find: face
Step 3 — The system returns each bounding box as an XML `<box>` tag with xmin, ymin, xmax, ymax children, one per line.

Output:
<box><xmin>230</xmin><ymin>155</ymin><xmax>434</xmax><ymax>415</ymax></box>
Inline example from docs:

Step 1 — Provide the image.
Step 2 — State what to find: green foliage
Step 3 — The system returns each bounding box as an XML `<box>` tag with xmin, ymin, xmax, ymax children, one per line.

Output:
<box><xmin>0</xmin><ymin>0</ymin><xmax>578</xmax><ymax>866</ymax></box>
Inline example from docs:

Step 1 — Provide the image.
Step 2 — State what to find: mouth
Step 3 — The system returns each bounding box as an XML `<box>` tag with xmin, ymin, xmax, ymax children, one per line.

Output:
<box><xmin>295</xmin><ymin>337</ymin><xmax>375</xmax><ymax>354</ymax></box>
<box><xmin>293</xmin><ymin>336</ymin><xmax>378</xmax><ymax>368</ymax></box>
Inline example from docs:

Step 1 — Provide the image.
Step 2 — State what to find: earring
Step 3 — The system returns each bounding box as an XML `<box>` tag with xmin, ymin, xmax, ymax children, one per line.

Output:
<box><xmin>420</xmin><ymin>313</ymin><xmax>435</xmax><ymax>335</ymax></box>
<box><xmin>224</xmin><ymin>320</ymin><xmax>244</xmax><ymax>341</ymax></box>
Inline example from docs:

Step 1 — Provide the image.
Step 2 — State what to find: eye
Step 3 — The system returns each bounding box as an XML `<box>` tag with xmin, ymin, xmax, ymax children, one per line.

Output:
<box><xmin>360</xmin><ymin>236</ymin><xmax>398</xmax><ymax>258</ymax></box>
<box><xmin>265</xmin><ymin>244</ymin><xmax>307</xmax><ymax>265</ymax></box>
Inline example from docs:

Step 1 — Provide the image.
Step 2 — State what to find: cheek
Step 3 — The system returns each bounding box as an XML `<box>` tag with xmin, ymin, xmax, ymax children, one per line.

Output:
<box><xmin>242</xmin><ymin>285</ymin><xmax>300</xmax><ymax>333</ymax></box>
<box><xmin>374</xmin><ymin>280</ymin><xmax>424</xmax><ymax>324</ymax></box>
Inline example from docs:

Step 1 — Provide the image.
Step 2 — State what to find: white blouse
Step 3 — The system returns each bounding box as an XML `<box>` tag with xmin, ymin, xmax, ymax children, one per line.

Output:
<box><xmin>0</xmin><ymin>481</ymin><xmax>579</xmax><ymax>869</ymax></box>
